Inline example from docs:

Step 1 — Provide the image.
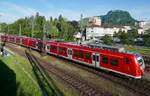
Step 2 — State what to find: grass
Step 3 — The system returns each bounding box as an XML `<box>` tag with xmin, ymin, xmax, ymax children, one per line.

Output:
<box><xmin>3</xmin><ymin>43</ymin><xmax>76</xmax><ymax>96</ymax></box>
<box><xmin>125</xmin><ymin>46</ymin><xmax>150</xmax><ymax>56</ymax></box>
<box><xmin>0</xmin><ymin>54</ymin><xmax>42</xmax><ymax>96</ymax></box>
<box><xmin>0</xmin><ymin>51</ymin><xmax>63</xmax><ymax>96</ymax></box>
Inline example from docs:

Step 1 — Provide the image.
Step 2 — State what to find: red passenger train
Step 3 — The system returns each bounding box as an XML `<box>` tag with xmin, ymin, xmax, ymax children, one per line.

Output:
<box><xmin>0</xmin><ymin>35</ymin><xmax>145</xmax><ymax>79</ymax></box>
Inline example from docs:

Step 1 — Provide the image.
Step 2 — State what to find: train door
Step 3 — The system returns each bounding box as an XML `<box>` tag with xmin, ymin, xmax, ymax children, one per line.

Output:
<box><xmin>46</xmin><ymin>44</ymin><xmax>50</xmax><ymax>53</ymax></box>
<box><xmin>67</xmin><ymin>48</ymin><xmax>72</xmax><ymax>59</ymax></box>
<box><xmin>92</xmin><ymin>53</ymin><xmax>100</xmax><ymax>67</ymax></box>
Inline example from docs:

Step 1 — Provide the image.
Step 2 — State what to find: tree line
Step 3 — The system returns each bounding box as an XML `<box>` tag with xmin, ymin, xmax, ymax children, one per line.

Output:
<box><xmin>102</xmin><ymin>29</ymin><xmax>150</xmax><ymax>46</ymax></box>
<box><xmin>0</xmin><ymin>12</ymin><xmax>80</xmax><ymax>41</ymax></box>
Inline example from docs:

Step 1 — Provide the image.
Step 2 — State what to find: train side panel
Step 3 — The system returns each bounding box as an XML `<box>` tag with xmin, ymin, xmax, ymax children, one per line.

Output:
<box><xmin>22</xmin><ymin>37</ymin><xmax>30</xmax><ymax>47</ymax></box>
<box><xmin>28</xmin><ymin>38</ymin><xmax>38</xmax><ymax>49</ymax></box>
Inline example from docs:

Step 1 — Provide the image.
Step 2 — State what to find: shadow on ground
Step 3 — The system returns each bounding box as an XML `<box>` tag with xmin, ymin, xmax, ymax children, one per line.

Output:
<box><xmin>26</xmin><ymin>51</ymin><xmax>63</xmax><ymax>96</ymax></box>
<box><xmin>0</xmin><ymin>60</ymin><xmax>16</xmax><ymax>96</ymax></box>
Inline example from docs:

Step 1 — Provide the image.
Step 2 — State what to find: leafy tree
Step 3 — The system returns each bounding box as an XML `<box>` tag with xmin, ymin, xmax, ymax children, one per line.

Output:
<box><xmin>113</xmin><ymin>29</ymin><xmax>139</xmax><ymax>45</ymax></box>
<box><xmin>48</xmin><ymin>17</ymin><xmax>59</xmax><ymax>38</ymax></box>
<box><xmin>0</xmin><ymin>13</ymin><xmax>79</xmax><ymax>41</ymax></box>
<box><xmin>0</xmin><ymin>23</ymin><xmax>7</xmax><ymax>33</ymax></box>
<box><xmin>102</xmin><ymin>35</ymin><xmax>113</xmax><ymax>45</ymax></box>
<box><xmin>143</xmin><ymin>29</ymin><xmax>150</xmax><ymax>46</ymax></box>
<box><xmin>127</xmin><ymin>29</ymin><xmax>138</xmax><ymax>38</ymax></box>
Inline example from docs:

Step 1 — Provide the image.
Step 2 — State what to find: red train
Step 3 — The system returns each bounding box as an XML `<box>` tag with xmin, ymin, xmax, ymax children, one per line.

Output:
<box><xmin>0</xmin><ymin>35</ymin><xmax>145</xmax><ymax>79</ymax></box>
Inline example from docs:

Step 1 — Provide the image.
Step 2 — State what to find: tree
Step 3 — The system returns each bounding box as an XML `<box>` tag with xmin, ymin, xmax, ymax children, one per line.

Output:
<box><xmin>127</xmin><ymin>29</ymin><xmax>138</xmax><ymax>38</ymax></box>
<box><xmin>102</xmin><ymin>35</ymin><xmax>113</xmax><ymax>45</ymax></box>
<box><xmin>143</xmin><ymin>29</ymin><xmax>150</xmax><ymax>46</ymax></box>
<box><xmin>0</xmin><ymin>23</ymin><xmax>7</xmax><ymax>33</ymax></box>
<box><xmin>0</xmin><ymin>13</ymin><xmax>78</xmax><ymax>41</ymax></box>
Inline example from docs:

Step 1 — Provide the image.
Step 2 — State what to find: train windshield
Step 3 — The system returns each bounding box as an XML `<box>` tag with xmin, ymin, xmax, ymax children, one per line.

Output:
<box><xmin>138</xmin><ymin>58</ymin><xmax>143</xmax><ymax>66</ymax></box>
<box><xmin>137</xmin><ymin>56</ymin><xmax>145</xmax><ymax>69</ymax></box>
<box><xmin>128</xmin><ymin>51</ymin><xmax>145</xmax><ymax>69</ymax></box>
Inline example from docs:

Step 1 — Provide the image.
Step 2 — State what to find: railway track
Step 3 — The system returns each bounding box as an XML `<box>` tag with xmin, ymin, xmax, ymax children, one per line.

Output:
<box><xmin>25</xmin><ymin>50</ymin><xmax>112</xmax><ymax>96</ymax></box>
<box><xmin>143</xmin><ymin>55</ymin><xmax>150</xmax><ymax>64</ymax></box>
<box><xmin>70</xmin><ymin>61</ymin><xmax>150</xmax><ymax>96</ymax></box>
<box><xmin>145</xmin><ymin>64</ymin><xmax>150</xmax><ymax>72</ymax></box>
<box><xmin>143</xmin><ymin>55</ymin><xmax>150</xmax><ymax>72</ymax></box>
<box><xmin>6</xmin><ymin>44</ymin><xmax>150</xmax><ymax>96</ymax></box>
<box><xmin>6</xmin><ymin>44</ymin><xmax>111</xmax><ymax>96</ymax></box>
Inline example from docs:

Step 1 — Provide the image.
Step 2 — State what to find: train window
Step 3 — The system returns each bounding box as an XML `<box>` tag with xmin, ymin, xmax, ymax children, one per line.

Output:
<box><xmin>79</xmin><ymin>50</ymin><xmax>83</xmax><ymax>58</ymax></box>
<box><xmin>96</xmin><ymin>56</ymin><xmax>99</xmax><ymax>61</ymax></box>
<box><xmin>32</xmin><ymin>42</ymin><xmax>36</xmax><ymax>47</ymax></box>
<box><xmin>93</xmin><ymin>55</ymin><xmax>96</xmax><ymax>61</ymax></box>
<box><xmin>68</xmin><ymin>50</ymin><xmax>72</xmax><ymax>55</ymax></box>
<box><xmin>22</xmin><ymin>40</ymin><xmax>26</xmax><ymax>44</ymax></box>
<box><xmin>102</xmin><ymin>56</ymin><xmax>108</xmax><ymax>64</ymax></box>
<box><xmin>124</xmin><ymin>58</ymin><xmax>129</xmax><ymax>64</ymax></box>
<box><xmin>16</xmin><ymin>39</ymin><xmax>20</xmax><ymax>43</ymax></box>
<box><xmin>59</xmin><ymin>48</ymin><xmax>63</xmax><ymax>53</ymax></box>
<box><xmin>63</xmin><ymin>48</ymin><xmax>67</xmax><ymax>54</ymax></box>
<box><xmin>59</xmin><ymin>48</ymin><xmax>66</xmax><ymax>54</ymax></box>
<box><xmin>74</xmin><ymin>50</ymin><xmax>78</xmax><ymax>57</ymax></box>
<box><xmin>86</xmin><ymin>53</ymin><xmax>91</xmax><ymax>60</ymax></box>
<box><xmin>110</xmin><ymin>59</ymin><xmax>118</xmax><ymax>66</ymax></box>
<box><xmin>51</xmin><ymin>46</ymin><xmax>57</xmax><ymax>51</ymax></box>
<box><xmin>47</xmin><ymin>46</ymin><xmax>50</xmax><ymax>50</ymax></box>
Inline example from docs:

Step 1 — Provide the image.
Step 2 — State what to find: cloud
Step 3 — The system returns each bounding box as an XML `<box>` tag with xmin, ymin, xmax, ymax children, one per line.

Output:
<box><xmin>0</xmin><ymin>13</ymin><xmax>21</xmax><ymax>23</ymax></box>
<box><xmin>129</xmin><ymin>5</ymin><xmax>150</xmax><ymax>20</ymax></box>
<box><xmin>0</xmin><ymin>1</ymin><xmax>81</xmax><ymax>23</ymax></box>
<box><xmin>0</xmin><ymin>1</ymin><xmax>38</xmax><ymax>23</ymax></box>
<box><xmin>1</xmin><ymin>0</ymin><xmax>150</xmax><ymax>23</ymax></box>
<box><xmin>3</xmin><ymin>2</ymin><xmax>38</xmax><ymax>16</ymax></box>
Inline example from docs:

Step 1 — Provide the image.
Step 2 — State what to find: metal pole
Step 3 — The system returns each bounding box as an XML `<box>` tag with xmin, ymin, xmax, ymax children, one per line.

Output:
<box><xmin>0</xmin><ymin>14</ymin><xmax>1</xmax><ymax>33</ymax></box>
<box><xmin>7</xmin><ymin>26</ymin><xmax>9</xmax><ymax>35</ymax></box>
<box><xmin>0</xmin><ymin>15</ymin><xmax>1</xmax><ymax>33</ymax></box>
<box><xmin>80</xmin><ymin>14</ymin><xmax>83</xmax><ymax>42</ymax></box>
<box><xmin>0</xmin><ymin>14</ymin><xmax>2</xmax><ymax>31</ymax></box>
<box><xmin>19</xmin><ymin>24</ymin><xmax>21</xmax><ymax>36</ymax></box>
<box><xmin>43</xmin><ymin>23</ymin><xmax>46</xmax><ymax>41</ymax></box>
<box><xmin>31</xmin><ymin>16</ymin><xmax>34</xmax><ymax>38</ymax></box>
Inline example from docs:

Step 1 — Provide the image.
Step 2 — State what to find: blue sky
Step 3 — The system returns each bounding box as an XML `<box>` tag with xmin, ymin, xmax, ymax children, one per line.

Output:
<box><xmin>0</xmin><ymin>0</ymin><xmax>150</xmax><ymax>23</ymax></box>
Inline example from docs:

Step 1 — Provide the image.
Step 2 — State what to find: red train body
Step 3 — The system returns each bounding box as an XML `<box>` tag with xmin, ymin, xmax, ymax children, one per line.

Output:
<box><xmin>0</xmin><ymin>35</ymin><xmax>145</xmax><ymax>79</ymax></box>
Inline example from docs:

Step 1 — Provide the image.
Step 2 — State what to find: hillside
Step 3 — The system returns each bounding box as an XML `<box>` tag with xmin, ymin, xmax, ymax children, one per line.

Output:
<box><xmin>81</xmin><ymin>10</ymin><xmax>137</xmax><ymax>28</ymax></box>
<box><xmin>101</xmin><ymin>10</ymin><xmax>137</xmax><ymax>27</ymax></box>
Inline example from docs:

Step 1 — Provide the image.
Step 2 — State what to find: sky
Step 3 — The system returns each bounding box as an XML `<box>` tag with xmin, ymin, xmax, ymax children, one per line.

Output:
<box><xmin>0</xmin><ymin>0</ymin><xmax>150</xmax><ymax>23</ymax></box>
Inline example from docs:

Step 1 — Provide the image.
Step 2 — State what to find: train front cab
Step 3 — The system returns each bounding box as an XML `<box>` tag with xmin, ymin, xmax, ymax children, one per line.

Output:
<box><xmin>133</xmin><ymin>55</ymin><xmax>145</xmax><ymax>79</ymax></box>
<box><xmin>91</xmin><ymin>51</ymin><xmax>144</xmax><ymax>79</ymax></box>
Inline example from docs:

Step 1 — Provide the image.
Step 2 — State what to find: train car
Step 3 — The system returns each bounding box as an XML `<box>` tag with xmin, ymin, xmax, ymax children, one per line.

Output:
<box><xmin>8</xmin><ymin>35</ymin><xmax>16</xmax><ymax>43</ymax></box>
<box><xmin>15</xmin><ymin>36</ymin><xmax>23</xmax><ymax>45</ymax></box>
<box><xmin>48</xmin><ymin>41</ymin><xmax>58</xmax><ymax>55</ymax></box>
<box><xmin>1</xmin><ymin>35</ymin><xmax>145</xmax><ymax>79</ymax></box>
<box><xmin>0</xmin><ymin>35</ymin><xmax>8</xmax><ymax>42</ymax></box>
<box><xmin>21</xmin><ymin>37</ymin><xmax>30</xmax><ymax>47</ymax></box>
<box><xmin>28</xmin><ymin>38</ymin><xmax>38</xmax><ymax>50</ymax></box>
<box><xmin>36</xmin><ymin>39</ymin><xmax>46</xmax><ymax>51</ymax></box>
<box><xmin>45</xmin><ymin>41</ymin><xmax>145</xmax><ymax>79</ymax></box>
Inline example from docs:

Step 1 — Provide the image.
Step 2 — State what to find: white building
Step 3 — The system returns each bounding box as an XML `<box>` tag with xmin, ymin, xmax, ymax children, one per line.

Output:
<box><xmin>138</xmin><ymin>29</ymin><xmax>144</xmax><ymax>34</ymax></box>
<box><xmin>137</xmin><ymin>21</ymin><xmax>150</xmax><ymax>34</ymax></box>
<box><xmin>75</xmin><ymin>16</ymin><xmax>145</xmax><ymax>40</ymax></box>
<box><xmin>85</xmin><ymin>16</ymin><xmax>131</xmax><ymax>40</ymax></box>
<box><xmin>88</xmin><ymin>16</ymin><xmax>102</xmax><ymax>26</ymax></box>
<box><xmin>86</xmin><ymin>26</ymin><xmax>130</xmax><ymax>40</ymax></box>
<box><xmin>139</xmin><ymin>21</ymin><xmax>148</xmax><ymax>28</ymax></box>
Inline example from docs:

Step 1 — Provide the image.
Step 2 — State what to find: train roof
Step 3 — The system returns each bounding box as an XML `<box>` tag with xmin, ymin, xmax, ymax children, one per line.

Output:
<box><xmin>2</xmin><ymin>35</ymin><xmax>140</xmax><ymax>57</ymax></box>
<box><xmin>87</xmin><ymin>44</ymin><xmax>125</xmax><ymax>53</ymax></box>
